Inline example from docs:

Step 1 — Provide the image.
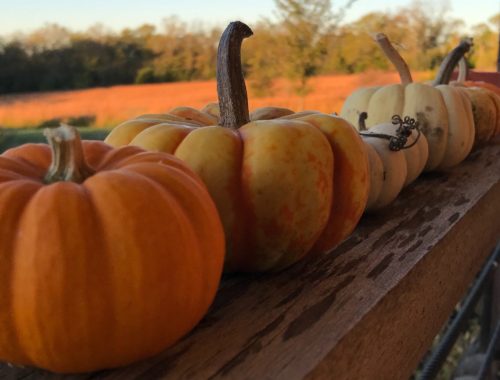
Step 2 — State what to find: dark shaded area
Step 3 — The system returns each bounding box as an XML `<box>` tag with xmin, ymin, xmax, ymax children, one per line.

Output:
<box><xmin>0</xmin><ymin>40</ymin><xmax>154</xmax><ymax>94</ymax></box>
<box><xmin>0</xmin><ymin>128</ymin><xmax>110</xmax><ymax>153</ymax></box>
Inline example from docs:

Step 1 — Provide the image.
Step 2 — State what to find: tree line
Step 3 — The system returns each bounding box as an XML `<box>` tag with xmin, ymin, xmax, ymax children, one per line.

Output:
<box><xmin>0</xmin><ymin>0</ymin><xmax>498</xmax><ymax>96</ymax></box>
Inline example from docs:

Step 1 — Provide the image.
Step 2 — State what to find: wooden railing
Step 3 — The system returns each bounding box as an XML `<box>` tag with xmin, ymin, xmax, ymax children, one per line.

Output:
<box><xmin>1</xmin><ymin>140</ymin><xmax>499</xmax><ymax>380</ymax></box>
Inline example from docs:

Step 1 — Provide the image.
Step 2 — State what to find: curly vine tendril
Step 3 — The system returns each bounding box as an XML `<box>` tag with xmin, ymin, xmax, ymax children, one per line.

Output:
<box><xmin>359</xmin><ymin>114</ymin><xmax>421</xmax><ymax>152</ymax></box>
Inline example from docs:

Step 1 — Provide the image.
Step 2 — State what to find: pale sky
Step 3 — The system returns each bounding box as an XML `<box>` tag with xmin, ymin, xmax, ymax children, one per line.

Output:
<box><xmin>0</xmin><ymin>0</ymin><xmax>498</xmax><ymax>36</ymax></box>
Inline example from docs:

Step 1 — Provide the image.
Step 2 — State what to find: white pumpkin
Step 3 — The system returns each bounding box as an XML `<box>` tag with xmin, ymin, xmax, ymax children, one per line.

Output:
<box><xmin>341</xmin><ymin>34</ymin><xmax>475</xmax><ymax>172</ymax></box>
<box><xmin>357</xmin><ymin>113</ymin><xmax>428</xmax><ymax>211</ymax></box>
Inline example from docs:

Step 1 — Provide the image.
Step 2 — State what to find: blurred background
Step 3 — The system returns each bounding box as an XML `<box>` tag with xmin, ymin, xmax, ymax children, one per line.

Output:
<box><xmin>0</xmin><ymin>0</ymin><xmax>498</xmax><ymax>129</ymax></box>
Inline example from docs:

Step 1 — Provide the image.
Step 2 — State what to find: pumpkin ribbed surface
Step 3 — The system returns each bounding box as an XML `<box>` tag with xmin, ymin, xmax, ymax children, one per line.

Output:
<box><xmin>0</xmin><ymin>138</ymin><xmax>224</xmax><ymax>373</ymax></box>
<box><xmin>106</xmin><ymin>22</ymin><xmax>370</xmax><ymax>272</ymax></box>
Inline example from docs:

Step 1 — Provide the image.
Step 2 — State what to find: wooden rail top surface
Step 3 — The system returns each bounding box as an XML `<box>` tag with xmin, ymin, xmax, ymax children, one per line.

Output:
<box><xmin>2</xmin><ymin>141</ymin><xmax>500</xmax><ymax>380</ymax></box>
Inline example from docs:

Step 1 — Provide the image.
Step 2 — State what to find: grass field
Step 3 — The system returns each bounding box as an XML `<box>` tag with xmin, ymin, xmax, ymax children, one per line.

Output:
<box><xmin>0</xmin><ymin>70</ymin><xmax>434</xmax><ymax>129</ymax></box>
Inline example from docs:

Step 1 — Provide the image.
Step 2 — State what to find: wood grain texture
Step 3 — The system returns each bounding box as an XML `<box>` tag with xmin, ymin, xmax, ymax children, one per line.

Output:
<box><xmin>1</xmin><ymin>142</ymin><xmax>499</xmax><ymax>380</ymax></box>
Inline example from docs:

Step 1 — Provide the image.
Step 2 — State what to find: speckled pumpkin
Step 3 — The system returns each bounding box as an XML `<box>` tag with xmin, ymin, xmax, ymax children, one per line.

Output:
<box><xmin>447</xmin><ymin>57</ymin><xmax>500</xmax><ymax>142</ymax></box>
<box><xmin>453</xmin><ymin>57</ymin><xmax>500</xmax><ymax>96</ymax></box>
<box><xmin>341</xmin><ymin>34</ymin><xmax>475</xmax><ymax>171</ymax></box>
<box><xmin>106</xmin><ymin>22</ymin><xmax>370</xmax><ymax>272</ymax></box>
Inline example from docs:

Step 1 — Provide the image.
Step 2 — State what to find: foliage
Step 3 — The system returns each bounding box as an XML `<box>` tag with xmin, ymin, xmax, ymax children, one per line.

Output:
<box><xmin>244</xmin><ymin>20</ymin><xmax>282</xmax><ymax>97</ymax></box>
<box><xmin>0</xmin><ymin>5</ymin><xmax>498</xmax><ymax>95</ymax></box>
<box><xmin>0</xmin><ymin>31</ymin><xmax>153</xmax><ymax>93</ymax></box>
<box><xmin>469</xmin><ymin>14</ymin><xmax>500</xmax><ymax>70</ymax></box>
<box><xmin>274</xmin><ymin>0</ymin><xmax>334</xmax><ymax>97</ymax></box>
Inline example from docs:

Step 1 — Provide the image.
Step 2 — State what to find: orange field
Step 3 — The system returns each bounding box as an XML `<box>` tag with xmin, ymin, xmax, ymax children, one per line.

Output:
<box><xmin>0</xmin><ymin>71</ymin><xmax>433</xmax><ymax>129</ymax></box>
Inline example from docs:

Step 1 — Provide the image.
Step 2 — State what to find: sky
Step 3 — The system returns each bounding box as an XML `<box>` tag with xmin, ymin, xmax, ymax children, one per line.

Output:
<box><xmin>0</xmin><ymin>0</ymin><xmax>498</xmax><ymax>37</ymax></box>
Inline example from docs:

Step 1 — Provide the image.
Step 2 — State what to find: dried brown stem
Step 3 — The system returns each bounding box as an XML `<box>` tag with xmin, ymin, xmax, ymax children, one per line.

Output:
<box><xmin>373</xmin><ymin>33</ymin><xmax>413</xmax><ymax>85</ymax></box>
<box><xmin>358</xmin><ymin>112</ymin><xmax>368</xmax><ymax>131</ymax></box>
<box><xmin>216</xmin><ymin>21</ymin><xmax>253</xmax><ymax>129</ymax></box>
<box><xmin>433</xmin><ymin>38</ymin><xmax>473</xmax><ymax>85</ymax></box>
<box><xmin>44</xmin><ymin>124</ymin><xmax>94</xmax><ymax>183</ymax></box>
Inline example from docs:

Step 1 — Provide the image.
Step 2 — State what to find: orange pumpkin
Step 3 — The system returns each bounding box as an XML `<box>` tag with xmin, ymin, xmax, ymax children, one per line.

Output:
<box><xmin>449</xmin><ymin>57</ymin><xmax>500</xmax><ymax>139</ymax></box>
<box><xmin>106</xmin><ymin>22</ymin><xmax>370</xmax><ymax>272</ymax></box>
<box><xmin>0</xmin><ymin>125</ymin><xmax>224</xmax><ymax>373</ymax></box>
<box><xmin>433</xmin><ymin>41</ymin><xmax>500</xmax><ymax>143</ymax></box>
<box><xmin>452</xmin><ymin>58</ymin><xmax>500</xmax><ymax>96</ymax></box>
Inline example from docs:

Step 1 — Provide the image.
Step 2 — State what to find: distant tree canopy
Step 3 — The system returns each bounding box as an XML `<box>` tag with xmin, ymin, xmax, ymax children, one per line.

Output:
<box><xmin>0</xmin><ymin>1</ymin><xmax>498</xmax><ymax>96</ymax></box>
<box><xmin>0</xmin><ymin>33</ymin><xmax>153</xmax><ymax>93</ymax></box>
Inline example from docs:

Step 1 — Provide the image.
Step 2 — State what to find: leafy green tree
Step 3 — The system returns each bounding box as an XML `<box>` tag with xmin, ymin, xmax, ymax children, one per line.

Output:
<box><xmin>0</xmin><ymin>42</ymin><xmax>33</xmax><ymax>92</ymax></box>
<box><xmin>135</xmin><ymin>66</ymin><xmax>157</xmax><ymax>84</ymax></box>
<box><xmin>469</xmin><ymin>15</ymin><xmax>500</xmax><ymax>70</ymax></box>
<box><xmin>0</xmin><ymin>5</ymin><xmax>492</xmax><ymax>95</ymax></box>
<box><xmin>322</xmin><ymin>2</ymin><xmax>464</xmax><ymax>75</ymax></box>
<box><xmin>244</xmin><ymin>20</ymin><xmax>282</xmax><ymax>97</ymax></box>
<box><xmin>274</xmin><ymin>0</ymin><xmax>334</xmax><ymax>97</ymax></box>
<box><xmin>323</xmin><ymin>12</ymin><xmax>408</xmax><ymax>74</ymax></box>
<box><xmin>401</xmin><ymin>0</ymin><xmax>463</xmax><ymax>70</ymax></box>
<box><xmin>23</xmin><ymin>24</ymin><xmax>72</xmax><ymax>53</ymax></box>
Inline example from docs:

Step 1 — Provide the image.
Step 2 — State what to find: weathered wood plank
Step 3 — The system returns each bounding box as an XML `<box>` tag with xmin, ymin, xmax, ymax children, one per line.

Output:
<box><xmin>1</xmin><ymin>142</ymin><xmax>499</xmax><ymax>380</ymax></box>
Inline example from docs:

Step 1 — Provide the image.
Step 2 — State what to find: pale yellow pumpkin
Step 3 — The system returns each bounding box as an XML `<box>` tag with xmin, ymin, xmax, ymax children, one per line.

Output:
<box><xmin>341</xmin><ymin>34</ymin><xmax>475</xmax><ymax>172</ymax></box>
<box><xmin>446</xmin><ymin>57</ymin><xmax>500</xmax><ymax>144</ymax></box>
<box><xmin>106</xmin><ymin>22</ymin><xmax>370</xmax><ymax>272</ymax></box>
<box><xmin>358</xmin><ymin>114</ymin><xmax>428</xmax><ymax>211</ymax></box>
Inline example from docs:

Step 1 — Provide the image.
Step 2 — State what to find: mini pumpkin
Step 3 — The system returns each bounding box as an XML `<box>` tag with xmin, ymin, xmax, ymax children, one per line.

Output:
<box><xmin>340</xmin><ymin>34</ymin><xmax>475</xmax><ymax>171</ymax></box>
<box><xmin>0</xmin><ymin>126</ymin><xmax>224</xmax><ymax>373</ymax></box>
<box><xmin>439</xmin><ymin>53</ymin><xmax>500</xmax><ymax>142</ymax></box>
<box><xmin>106</xmin><ymin>21</ymin><xmax>370</xmax><ymax>272</ymax></box>
<box><xmin>357</xmin><ymin>113</ymin><xmax>428</xmax><ymax>211</ymax></box>
<box><xmin>453</xmin><ymin>57</ymin><xmax>500</xmax><ymax>96</ymax></box>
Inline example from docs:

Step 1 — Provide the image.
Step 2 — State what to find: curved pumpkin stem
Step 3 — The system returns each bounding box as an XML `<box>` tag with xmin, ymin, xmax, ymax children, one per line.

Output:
<box><xmin>373</xmin><ymin>33</ymin><xmax>413</xmax><ymax>85</ymax></box>
<box><xmin>217</xmin><ymin>21</ymin><xmax>253</xmax><ymax>129</ymax></box>
<box><xmin>457</xmin><ymin>57</ymin><xmax>469</xmax><ymax>83</ymax></box>
<box><xmin>358</xmin><ymin>112</ymin><xmax>368</xmax><ymax>131</ymax></box>
<box><xmin>433</xmin><ymin>38</ymin><xmax>473</xmax><ymax>85</ymax></box>
<box><xmin>44</xmin><ymin>124</ymin><xmax>95</xmax><ymax>183</ymax></box>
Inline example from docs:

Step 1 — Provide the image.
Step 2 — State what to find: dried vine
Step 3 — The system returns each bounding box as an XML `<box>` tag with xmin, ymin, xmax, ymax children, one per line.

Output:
<box><xmin>359</xmin><ymin>113</ymin><xmax>421</xmax><ymax>152</ymax></box>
